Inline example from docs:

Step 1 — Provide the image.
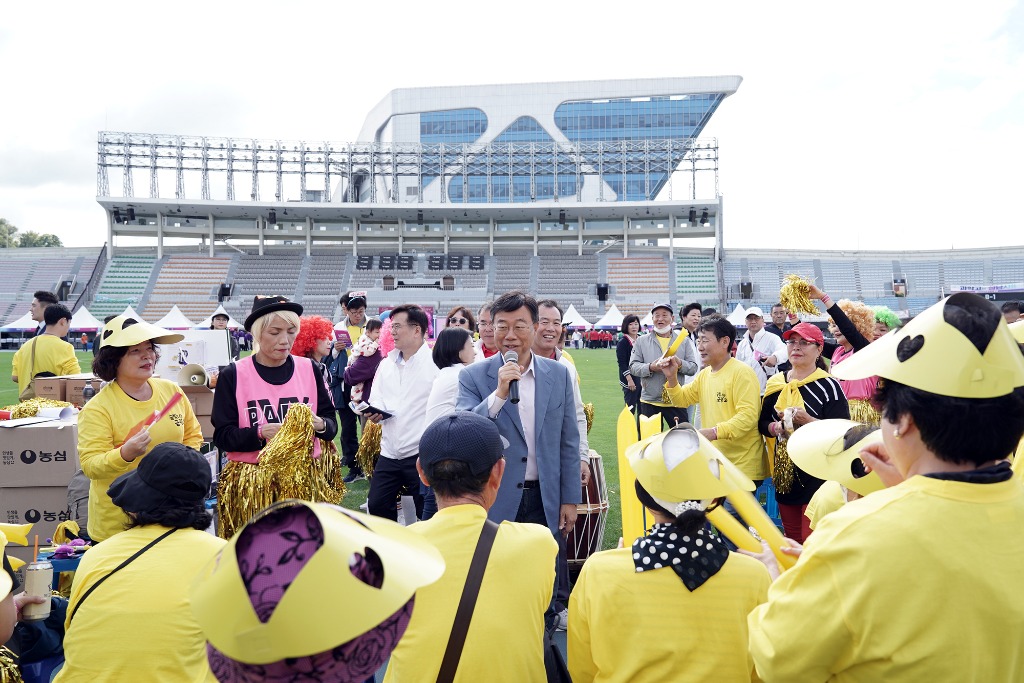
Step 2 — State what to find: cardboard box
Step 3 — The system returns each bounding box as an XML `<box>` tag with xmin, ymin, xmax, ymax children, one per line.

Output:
<box><xmin>0</xmin><ymin>486</ymin><xmax>71</xmax><ymax>562</ymax></box>
<box><xmin>33</xmin><ymin>377</ymin><xmax>66</xmax><ymax>401</ymax></box>
<box><xmin>0</xmin><ymin>420</ymin><xmax>79</xmax><ymax>487</ymax></box>
<box><xmin>32</xmin><ymin>373</ymin><xmax>97</xmax><ymax>405</ymax></box>
<box><xmin>197</xmin><ymin>415</ymin><xmax>214</xmax><ymax>440</ymax></box>
<box><xmin>182</xmin><ymin>385</ymin><xmax>214</xmax><ymax>416</ymax></box>
<box><xmin>66</xmin><ymin>376</ymin><xmax>100</xmax><ymax>406</ymax></box>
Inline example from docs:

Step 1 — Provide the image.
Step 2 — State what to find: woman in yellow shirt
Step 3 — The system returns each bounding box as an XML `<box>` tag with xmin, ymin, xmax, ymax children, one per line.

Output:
<box><xmin>56</xmin><ymin>443</ymin><xmax>224</xmax><ymax>683</ymax></box>
<box><xmin>748</xmin><ymin>293</ymin><xmax>1024</xmax><ymax>682</ymax></box>
<box><xmin>569</xmin><ymin>424</ymin><xmax>770</xmax><ymax>682</ymax></box>
<box><xmin>78</xmin><ymin>315</ymin><xmax>202</xmax><ymax>542</ymax></box>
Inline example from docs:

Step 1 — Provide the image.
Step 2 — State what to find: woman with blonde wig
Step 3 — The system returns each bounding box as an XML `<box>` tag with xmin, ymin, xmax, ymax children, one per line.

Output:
<box><xmin>212</xmin><ymin>297</ymin><xmax>342</xmax><ymax>538</ymax></box>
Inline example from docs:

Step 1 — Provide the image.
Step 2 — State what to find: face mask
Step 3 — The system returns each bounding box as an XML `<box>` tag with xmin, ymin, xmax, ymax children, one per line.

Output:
<box><xmin>653</xmin><ymin>324</ymin><xmax>673</xmax><ymax>335</ymax></box>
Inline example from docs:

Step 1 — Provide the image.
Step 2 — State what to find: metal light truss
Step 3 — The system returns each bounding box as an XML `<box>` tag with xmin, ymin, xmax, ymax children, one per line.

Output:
<box><xmin>96</xmin><ymin>131</ymin><xmax>719</xmax><ymax>203</ymax></box>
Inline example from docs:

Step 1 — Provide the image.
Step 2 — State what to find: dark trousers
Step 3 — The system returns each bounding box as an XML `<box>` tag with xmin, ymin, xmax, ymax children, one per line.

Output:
<box><xmin>639</xmin><ymin>402</ymin><xmax>689</xmax><ymax>431</ymax></box>
<box><xmin>516</xmin><ymin>485</ymin><xmax>570</xmax><ymax>611</ymax></box>
<box><xmin>420</xmin><ymin>483</ymin><xmax>437</xmax><ymax>521</ymax></box>
<box><xmin>336</xmin><ymin>385</ymin><xmax>360</xmax><ymax>472</ymax></box>
<box><xmin>367</xmin><ymin>456</ymin><xmax>423</xmax><ymax>522</ymax></box>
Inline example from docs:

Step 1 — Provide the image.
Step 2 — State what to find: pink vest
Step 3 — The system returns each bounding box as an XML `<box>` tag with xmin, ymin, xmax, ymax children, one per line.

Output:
<box><xmin>229</xmin><ymin>355</ymin><xmax>321</xmax><ymax>464</ymax></box>
<box><xmin>832</xmin><ymin>345</ymin><xmax>879</xmax><ymax>401</ymax></box>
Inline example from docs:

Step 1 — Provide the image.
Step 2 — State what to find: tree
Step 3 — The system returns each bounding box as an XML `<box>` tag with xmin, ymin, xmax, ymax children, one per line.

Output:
<box><xmin>0</xmin><ymin>218</ymin><xmax>17</xmax><ymax>248</ymax></box>
<box><xmin>17</xmin><ymin>231</ymin><xmax>63</xmax><ymax>248</ymax></box>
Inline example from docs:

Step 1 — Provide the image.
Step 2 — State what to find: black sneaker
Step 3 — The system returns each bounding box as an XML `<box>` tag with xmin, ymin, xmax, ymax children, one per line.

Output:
<box><xmin>343</xmin><ymin>470</ymin><xmax>366</xmax><ymax>484</ymax></box>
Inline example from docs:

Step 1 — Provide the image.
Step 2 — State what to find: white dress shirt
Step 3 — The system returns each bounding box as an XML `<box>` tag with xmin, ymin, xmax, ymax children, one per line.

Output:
<box><xmin>425</xmin><ymin>364</ymin><xmax>466</xmax><ymax>424</ymax></box>
<box><xmin>372</xmin><ymin>342</ymin><xmax>440</xmax><ymax>460</ymax></box>
<box><xmin>488</xmin><ymin>353</ymin><xmax>539</xmax><ymax>480</ymax></box>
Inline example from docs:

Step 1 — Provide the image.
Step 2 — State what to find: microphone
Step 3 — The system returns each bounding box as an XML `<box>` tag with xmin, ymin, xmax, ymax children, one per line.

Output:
<box><xmin>504</xmin><ymin>350</ymin><xmax>520</xmax><ymax>404</ymax></box>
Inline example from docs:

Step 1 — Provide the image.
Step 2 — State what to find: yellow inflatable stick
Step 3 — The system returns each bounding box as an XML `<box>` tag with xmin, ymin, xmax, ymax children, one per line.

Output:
<box><xmin>0</xmin><ymin>523</ymin><xmax>33</xmax><ymax>547</ymax></box>
<box><xmin>617</xmin><ymin>407</ymin><xmax>647</xmax><ymax>541</ymax></box>
<box><xmin>724</xmin><ymin>489</ymin><xmax>797</xmax><ymax>570</ymax></box>
<box><xmin>662</xmin><ymin>329</ymin><xmax>688</xmax><ymax>359</ymax></box>
<box><xmin>706</xmin><ymin>507</ymin><xmax>762</xmax><ymax>553</ymax></box>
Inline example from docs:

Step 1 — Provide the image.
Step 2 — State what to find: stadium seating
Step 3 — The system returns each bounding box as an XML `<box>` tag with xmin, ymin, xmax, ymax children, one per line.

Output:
<box><xmin>89</xmin><ymin>254</ymin><xmax>158</xmax><ymax>318</ymax></box>
<box><xmin>675</xmin><ymin>254</ymin><xmax>717</xmax><ymax>306</ymax></box>
<box><xmin>143</xmin><ymin>255</ymin><xmax>233</xmax><ymax>322</ymax></box>
<box><xmin>606</xmin><ymin>256</ymin><xmax>669</xmax><ymax>318</ymax></box>
<box><xmin>0</xmin><ymin>248</ymin><xmax>103</xmax><ymax>323</ymax></box>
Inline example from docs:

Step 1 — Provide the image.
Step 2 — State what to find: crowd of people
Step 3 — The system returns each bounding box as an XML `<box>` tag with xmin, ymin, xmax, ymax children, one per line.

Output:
<box><xmin>3</xmin><ymin>285</ymin><xmax>1024</xmax><ymax>682</ymax></box>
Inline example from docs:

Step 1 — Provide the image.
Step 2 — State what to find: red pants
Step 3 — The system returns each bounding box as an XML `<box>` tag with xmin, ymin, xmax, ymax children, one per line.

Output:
<box><xmin>778</xmin><ymin>503</ymin><xmax>812</xmax><ymax>544</ymax></box>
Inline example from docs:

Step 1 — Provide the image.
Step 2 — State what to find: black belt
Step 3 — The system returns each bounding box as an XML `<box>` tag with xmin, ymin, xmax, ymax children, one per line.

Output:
<box><xmin>522</xmin><ymin>480</ymin><xmax>539</xmax><ymax>489</ymax></box>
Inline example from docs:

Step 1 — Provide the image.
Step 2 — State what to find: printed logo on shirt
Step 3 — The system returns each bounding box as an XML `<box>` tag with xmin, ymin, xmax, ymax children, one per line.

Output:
<box><xmin>170</xmin><ymin>412</ymin><xmax>184</xmax><ymax>427</ymax></box>
<box><xmin>716</xmin><ymin>391</ymin><xmax>729</xmax><ymax>404</ymax></box>
<box><xmin>245</xmin><ymin>396</ymin><xmax>311</xmax><ymax>427</ymax></box>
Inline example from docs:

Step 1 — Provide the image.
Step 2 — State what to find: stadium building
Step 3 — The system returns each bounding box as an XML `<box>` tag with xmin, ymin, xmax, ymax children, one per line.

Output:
<box><xmin>3</xmin><ymin>76</ymin><xmax>1024</xmax><ymax>332</ymax></box>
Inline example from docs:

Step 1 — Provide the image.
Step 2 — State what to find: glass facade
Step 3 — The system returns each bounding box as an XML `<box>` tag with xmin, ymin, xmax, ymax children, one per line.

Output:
<box><xmin>555</xmin><ymin>94</ymin><xmax>723</xmax><ymax>201</ymax></box>
<box><xmin>412</xmin><ymin>94</ymin><xmax>723</xmax><ymax>203</ymax></box>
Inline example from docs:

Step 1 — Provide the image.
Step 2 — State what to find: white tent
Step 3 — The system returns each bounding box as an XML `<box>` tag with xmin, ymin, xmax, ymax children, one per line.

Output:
<box><xmin>561</xmin><ymin>304</ymin><xmax>592</xmax><ymax>329</ymax></box>
<box><xmin>727</xmin><ymin>303</ymin><xmax>748</xmax><ymax>326</ymax></box>
<box><xmin>593</xmin><ymin>304</ymin><xmax>625</xmax><ymax>329</ymax></box>
<box><xmin>69</xmin><ymin>306</ymin><xmax>102</xmax><ymax>331</ymax></box>
<box><xmin>1</xmin><ymin>312</ymin><xmax>35</xmax><ymax>331</ymax></box>
<box><xmin>640</xmin><ymin>312</ymin><xmax>654</xmax><ymax>327</ymax></box>
<box><xmin>196</xmin><ymin>304</ymin><xmax>243</xmax><ymax>329</ymax></box>
<box><xmin>154</xmin><ymin>305</ymin><xmax>196</xmax><ymax>329</ymax></box>
<box><xmin>121</xmin><ymin>305</ymin><xmax>143</xmax><ymax>321</ymax></box>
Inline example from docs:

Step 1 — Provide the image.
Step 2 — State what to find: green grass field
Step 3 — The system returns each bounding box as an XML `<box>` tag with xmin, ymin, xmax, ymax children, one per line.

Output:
<box><xmin>1</xmin><ymin>347</ymin><xmax>628</xmax><ymax>549</ymax></box>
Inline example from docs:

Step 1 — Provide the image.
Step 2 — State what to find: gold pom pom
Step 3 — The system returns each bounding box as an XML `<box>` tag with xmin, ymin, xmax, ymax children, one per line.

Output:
<box><xmin>356</xmin><ymin>421</ymin><xmax>382</xmax><ymax>477</ymax></box>
<box><xmin>2</xmin><ymin>398</ymin><xmax>73</xmax><ymax>419</ymax></box>
<box><xmin>583</xmin><ymin>402</ymin><xmax>595</xmax><ymax>434</ymax></box>
<box><xmin>216</xmin><ymin>403</ymin><xmax>344</xmax><ymax>539</ymax></box>
<box><xmin>779</xmin><ymin>274</ymin><xmax>819</xmax><ymax>316</ymax></box>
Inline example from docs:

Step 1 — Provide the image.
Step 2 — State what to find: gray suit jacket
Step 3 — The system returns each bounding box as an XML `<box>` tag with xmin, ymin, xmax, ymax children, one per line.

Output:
<box><xmin>457</xmin><ymin>353</ymin><xmax>581</xmax><ymax>536</ymax></box>
<box><xmin>628</xmin><ymin>330</ymin><xmax>698</xmax><ymax>403</ymax></box>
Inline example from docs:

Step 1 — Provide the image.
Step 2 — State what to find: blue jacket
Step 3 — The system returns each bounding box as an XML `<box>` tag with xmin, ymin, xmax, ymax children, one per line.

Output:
<box><xmin>457</xmin><ymin>353</ymin><xmax>581</xmax><ymax>536</ymax></box>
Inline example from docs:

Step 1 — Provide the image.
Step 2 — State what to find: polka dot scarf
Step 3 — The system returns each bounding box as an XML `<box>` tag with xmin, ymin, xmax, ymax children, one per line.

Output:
<box><xmin>632</xmin><ymin>523</ymin><xmax>730</xmax><ymax>592</ymax></box>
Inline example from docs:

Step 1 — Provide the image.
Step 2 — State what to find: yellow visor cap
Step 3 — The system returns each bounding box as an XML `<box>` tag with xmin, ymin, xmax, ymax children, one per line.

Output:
<box><xmin>627</xmin><ymin>424</ymin><xmax>755</xmax><ymax>503</ymax></box>
<box><xmin>99</xmin><ymin>314</ymin><xmax>184</xmax><ymax>349</ymax></box>
<box><xmin>191</xmin><ymin>501</ymin><xmax>444</xmax><ymax>665</ymax></box>
<box><xmin>787</xmin><ymin>419</ymin><xmax>886</xmax><ymax>496</ymax></box>
<box><xmin>832</xmin><ymin>293</ymin><xmax>1024</xmax><ymax>398</ymax></box>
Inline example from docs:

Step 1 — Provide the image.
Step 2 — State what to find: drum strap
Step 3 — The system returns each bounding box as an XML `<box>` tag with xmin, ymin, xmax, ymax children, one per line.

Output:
<box><xmin>437</xmin><ymin>519</ymin><xmax>498</xmax><ymax>683</ymax></box>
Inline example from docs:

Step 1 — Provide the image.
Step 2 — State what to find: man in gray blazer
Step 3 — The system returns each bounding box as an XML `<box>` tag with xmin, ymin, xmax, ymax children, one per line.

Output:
<box><xmin>628</xmin><ymin>302</ymin><xmax>698</xmax><ymax>429</ymax></box>
<box><xmin>457</xmin><ymin>290</ymin><xmax>582</xmax><ymax>626</ymax></box>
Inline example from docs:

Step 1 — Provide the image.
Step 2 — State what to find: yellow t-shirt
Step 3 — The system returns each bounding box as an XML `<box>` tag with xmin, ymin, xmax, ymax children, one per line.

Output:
<box><xmin>77</xmin><ymin>378</ymin><xmax>203</xmax><ymax>541</ymax></box>
<box><xmin>56</xmin><ymin>525</ymin><xmax>224</xmax><ymax>683</ymax></box>
<box><xmin>749</xmin><ymin>475</ymin><xmax>1024</xmax><ymax>682</ymax></box>
<box><xmin>347</xmin><ymin>324</ymin><xmax>363</xmax><ymax>348</ymax></box>
<box><xmin>666</xmin><ymin>358</ymin><xmax>767</xmax><ymax>480</ymax></box>
<box><xmin>1013</xmin><ymin>438</ymin><xmax>1024</xmax><ymax>484</ymax></box>
<box><xmin>384</xmin><ymin>505</ymin><xmax>557</xmax><ymax>683</ymax></box>
<box><xmin>569</xmin><ymin>546</ymin><xmax>770</xmax><ymax>682</ymax></box>
<box><xmin>805</xmin><ymin>479</ymin><xmax>846</xmax><ymax>530</ymax></box>
<box><xmin>11</xmin><ymin>335</ymin><xmax>81</xmax><ymax>395</ymax></box>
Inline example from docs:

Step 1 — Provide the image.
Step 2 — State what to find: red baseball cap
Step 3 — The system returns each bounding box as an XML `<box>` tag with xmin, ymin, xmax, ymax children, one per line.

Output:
<box><xmin>783</xmin><ymin>322</ymin><xmax>824</xmax><ymax>345</ymax></box>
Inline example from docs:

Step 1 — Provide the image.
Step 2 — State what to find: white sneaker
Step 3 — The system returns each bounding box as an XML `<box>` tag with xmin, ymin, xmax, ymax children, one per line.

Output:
<box><xmin>556</xmin><ymin>607</ymin><xmax>568</xmax><ymax>631</ymax></box>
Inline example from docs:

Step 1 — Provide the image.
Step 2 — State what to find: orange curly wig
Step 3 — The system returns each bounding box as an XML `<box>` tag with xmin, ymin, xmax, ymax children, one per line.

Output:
<box><xmin>292</xmin><ymin>315</ymin><xmax>335</xmax><ymax>358</ymax></box>
<box><xmin>831</xmin><ymin>299</ymin><xmax>876</xmax><ymax>341</ymax></box>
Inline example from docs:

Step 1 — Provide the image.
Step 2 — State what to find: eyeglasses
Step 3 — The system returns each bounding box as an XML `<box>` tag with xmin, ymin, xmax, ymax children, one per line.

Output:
<box><xmin>391</xmin><ymin>323</ymin><xmax>416</xmax><ymax>332</ymax></box>
<box><xmin>785</xmin><ymin>339</ymin><xmax>819</xmax><ymax>348</ymax></box>
<box><xmin>477</xmin><ymin>321</ymin><xmax>493</xmax><ymax>330</ymax></box>
<box><xmin>449</xmin><ymin>317</ymin><xmax>469</xmax><ymax>325</ymax></box>
<box><xmin>494</xmin><ymin>323</ymin><xmax>533</xmax><ymax>335</ymax></box>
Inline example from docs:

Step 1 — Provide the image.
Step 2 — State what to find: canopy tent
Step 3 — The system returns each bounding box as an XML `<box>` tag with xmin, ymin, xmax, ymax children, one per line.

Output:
<box><xmin>69</xmin><ymin>306</ymin><xmax>102</xmax><ymax>331</ymax></box>
<box><xmin>593</xmin><ymin>304</ymin><xmax>625</xmax><ymax>329</ymax></box>
<box><xmin>561</xmin><ymin>304</ymin><xmax>592</xmax><ymax>329</ymax></box>
<box><xmin>726</xmin><ymin>303</ymin><xmax>748</xmax><ymax>327</ymax></box>
<box><xmin>196</xmin><ymin>304</ymin><xmax>243</xmax><ymax>329</ymax></box>
<box><xmin>154</xmin><ymin>305</ymin><xmax>196</xmax><ymax>330</ymax></box>
<box><xmin>640</xmin><ymin>312</ymin><xmax>654</xmax><ymax>327</ymax></box>
<box><xmin>121</xmin><ymin>305</ymin><xmax>143</xmax><ymax>321</ymax></box>
<box><xmin>0</xmin><ymin>312</ymin><xmax>35</xmax><ymax>331</ymax></box>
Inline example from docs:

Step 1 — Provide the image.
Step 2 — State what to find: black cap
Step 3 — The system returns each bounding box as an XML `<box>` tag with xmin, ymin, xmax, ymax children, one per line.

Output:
<box><xmin>418</xmin><ymin>412</ymin><xmax>504</xmax><ymax>480</ymax></box>
<box><xmin>244</xmin><ymin>295</ymin><xmax>303</xmax><ymax>331</ymax></box>
<box><xmin>652</xmin><ymin>302</ymin><xmax>674</xmax><ymax>315</ymax></box>
<box><xmin>108</xmin><ymin>442</ymin><xmax>212</xmax><ymax>513</ymax></box>
<box><xmin>346</xmin><ymin>295</ymin><xmax>367</xmax><ymax>310</ymax></box>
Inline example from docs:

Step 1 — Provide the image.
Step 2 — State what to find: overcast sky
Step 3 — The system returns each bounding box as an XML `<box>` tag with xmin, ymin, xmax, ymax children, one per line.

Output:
<box><xmin>2</xmin><ymin>1</ymin><xmax>1021</xmax><ymax>252</ymax></box>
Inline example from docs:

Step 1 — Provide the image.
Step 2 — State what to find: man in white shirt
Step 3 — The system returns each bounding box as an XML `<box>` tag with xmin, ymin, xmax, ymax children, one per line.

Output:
<box><xmin>735</xmin><ymin>306</ymin><xmax>788</xmax><ymax>394</ymax></box>
<box><xmin>365</xmin><ymin>303</ymin><xmax>439</xmax><ymax>521</ymax></box>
